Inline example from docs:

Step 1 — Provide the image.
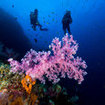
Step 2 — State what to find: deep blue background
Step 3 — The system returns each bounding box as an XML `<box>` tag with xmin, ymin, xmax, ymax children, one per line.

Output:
<box><xmin>0</xmin><ymin>0</ymin><xmax>105</xmax><ymax>105</ymax></box>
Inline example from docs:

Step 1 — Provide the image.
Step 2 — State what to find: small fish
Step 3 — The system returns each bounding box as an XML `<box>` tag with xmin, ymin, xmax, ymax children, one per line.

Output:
<box><xmin>28</xmin><ymin>29</ymin><xmax>30</xmax><ymax>31</ymax></box>
<box><xmin>39</xmin><ymin>36</ymin><xmax>42</xmax><ymax>38</ymax></box>
<box><xmin>48</xmin><ymin>15</ymin><xmax>51</xmax><ymax>17</ymax></box>
<box><xmin>14</xmin><ymin>17</ymin><xmax>17</xmax><ymax>20</ymax></box>
<box><xmin>12</xmin><ymin>5</ymin><xmax>14</xmax><ymax>8</ymax></box>
<box><xmin>52</xmin><ymin>18</ymin><xmax>54</xmax><ymax>21</ymax></box>
<box><xmin>46</xmin><ymin>22</ymin><xmax>49</xmax><ymax>24</ymax></box>
<box><xmin>56</xmin><ymin>20</ymin><xmax>58</xmax><ymax>23</ymax></box>
<box><xmin>43</xmin><ymin>20</ymin><xmax>45</xmax><ymax>23</ymax></box>
<box><xmin>44</xmin><ymin>41</ymin><xmax>48</xmax><ymax>43</ymax></box>
<box><xmin>56</xmin><ymin>32</ymin><xmax>59</xmax><ymax>34</ymax></box>
<box><xmin>34</xmin><ymin>38</ymin><xmax>37</xmax><ymax>43</ymax></box>
<box><xmin>51</xmin><ymin>12</ymin><xmax>55</xmax><ymax>14</ymax></box>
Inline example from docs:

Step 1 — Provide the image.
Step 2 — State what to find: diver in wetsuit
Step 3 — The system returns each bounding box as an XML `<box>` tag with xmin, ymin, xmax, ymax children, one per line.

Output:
<box><xmin>62</xmin><ymin>11</ymin><xmax>72</xmax><ymax>34</ymax></box>
<box><xmin>30</xmin><ymin>9</ymin><xmax>48</xmax><ymax>31</ymax></box>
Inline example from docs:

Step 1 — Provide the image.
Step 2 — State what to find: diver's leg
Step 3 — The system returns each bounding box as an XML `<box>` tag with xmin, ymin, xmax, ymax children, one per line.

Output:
<box><xmin>64</xmin><ymin>29</ymin><xmax>66</xmax><ymax>34</ymax></box>
<box><xmin>38</xmin><ymin>24</ymin><xmax>48</xmax><ymax>31</ymax></box>
<box><xmin>67</xmin><ymin>25</ymin><xmax>71</xmax><ymax>34</ymax></box>
<box><xmin>63</xmin><ymin>24</ymin><xmax>66</xmax><ymax>34</ymax></box>
<box><xmin>33</xmin><ymin>25</ymin><xmax>36</xmax><ymax>30</ymax></box>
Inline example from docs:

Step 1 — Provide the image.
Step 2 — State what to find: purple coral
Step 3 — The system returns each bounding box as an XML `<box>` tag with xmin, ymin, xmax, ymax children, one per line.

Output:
<box><xmin>8</xmin><ymin>34</ymin><xmax>87</xmax><ymax>84</ymax></box>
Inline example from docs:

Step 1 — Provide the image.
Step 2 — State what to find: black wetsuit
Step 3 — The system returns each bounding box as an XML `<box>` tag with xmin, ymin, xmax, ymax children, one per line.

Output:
<box><xmin>30</xmin><ymin>10</ymin><xmax>48</xmax><ymax>31</ymax></box>
<box><xmin>62</xmin><ymin>12</ymin><xmax>72</xmax><ymax>34</ymax></box>
<box><xmin>30</xmin><ymin>12</ymin><xmax>42</xmax><ymax>30</ymax></box>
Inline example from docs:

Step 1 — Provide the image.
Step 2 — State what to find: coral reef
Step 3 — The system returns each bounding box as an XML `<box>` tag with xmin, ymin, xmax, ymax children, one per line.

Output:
<box><xmin>21</xmin><ymin>75</ymin><xmax>36</xmax><ymax>94</ymax></box>
<box><xmin>0</xmin><ymin>34</ymin><xmax>87</xmax><ymax>105</ymax></box>
<box><xmin>8</xmin><ymin>34</ymin><xmax>87</xmax><ymax>84</ymax></box>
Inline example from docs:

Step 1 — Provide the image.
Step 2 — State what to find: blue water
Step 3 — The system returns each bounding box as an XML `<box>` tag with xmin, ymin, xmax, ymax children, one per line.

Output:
<box><xmin>0</xmin><ymin>0</ymin><xmax>105</xmax><ymax>105</ymax></box>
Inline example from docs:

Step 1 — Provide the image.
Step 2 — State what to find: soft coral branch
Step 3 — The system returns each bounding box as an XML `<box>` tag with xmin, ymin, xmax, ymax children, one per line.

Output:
<box><xmin>8</xmin><ymin>34</ymin><xmax>87</xmax><ymax>84</ymax></box>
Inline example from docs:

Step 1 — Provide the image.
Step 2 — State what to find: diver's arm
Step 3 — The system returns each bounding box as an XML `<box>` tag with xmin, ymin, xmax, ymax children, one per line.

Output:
<box><xmin>68</xmin><ymin>15</ymin><xmax>72</xmax><ymax>23</ymax></box>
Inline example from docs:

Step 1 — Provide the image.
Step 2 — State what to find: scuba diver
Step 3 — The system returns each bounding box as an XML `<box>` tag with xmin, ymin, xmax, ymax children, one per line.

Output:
<box><xmin>30</xmin><ymin>9</ymin><xmax>48</xmax><ymax>31</ymax></box>
<box><xmin>62</xmin><ymin>10</ymin><xmax>72</xmax><ymax>34</ymax></box>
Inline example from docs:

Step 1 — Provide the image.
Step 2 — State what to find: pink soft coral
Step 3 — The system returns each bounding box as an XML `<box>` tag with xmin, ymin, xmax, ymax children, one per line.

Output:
<box><xmin>8</xmin><ymin>34</ymin><xmax>87</xmax><ymax>84</ymax></box>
